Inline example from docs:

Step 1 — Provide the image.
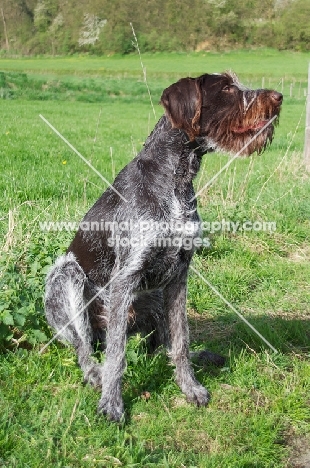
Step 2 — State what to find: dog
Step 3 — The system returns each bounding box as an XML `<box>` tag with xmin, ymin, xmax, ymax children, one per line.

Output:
<box><xmin>45</xmin><ymin>72</ymin><xmax>282</xmax><ymax>421</ymax></box>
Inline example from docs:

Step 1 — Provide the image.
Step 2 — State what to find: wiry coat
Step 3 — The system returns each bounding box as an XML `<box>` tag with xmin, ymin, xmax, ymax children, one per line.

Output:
<box><xmin>45</xmin><ymin>72</ymin><xmax>282</xmax><ymax>421</ymax></box>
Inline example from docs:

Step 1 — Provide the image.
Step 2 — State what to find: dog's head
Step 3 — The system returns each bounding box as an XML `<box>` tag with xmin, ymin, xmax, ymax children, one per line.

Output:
<box><xmin>160</xmin><ymin>72</ymin><xmax>282</xmax><ymax>156</ymax></box>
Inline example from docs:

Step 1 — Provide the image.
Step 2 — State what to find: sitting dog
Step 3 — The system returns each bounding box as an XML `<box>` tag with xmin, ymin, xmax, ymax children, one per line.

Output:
<box><xmin>45</xmin><ymin>72</ymin><xmax>282</xmax><ymax>421</ymax></box>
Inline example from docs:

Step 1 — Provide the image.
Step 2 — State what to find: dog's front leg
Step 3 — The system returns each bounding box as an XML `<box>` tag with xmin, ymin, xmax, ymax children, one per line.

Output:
<box><xmin>98</xmin><ymin>277</ymin><xmax>132</xmax><ymax>422</ymax></box>
<box><xmin>164</xmin><ymin>270</ymin><xmax>210</xmax><ymax>406</ymax></box>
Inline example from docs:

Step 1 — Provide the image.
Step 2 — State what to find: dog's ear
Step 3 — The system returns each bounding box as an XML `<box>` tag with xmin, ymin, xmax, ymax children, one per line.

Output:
<box><xmin>160</xmin><ymin>78</ymin><xmax>202</xmax><ymax>141</ymax></box>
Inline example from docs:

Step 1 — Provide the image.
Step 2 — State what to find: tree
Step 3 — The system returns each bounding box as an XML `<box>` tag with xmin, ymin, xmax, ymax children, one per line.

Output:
<box><xmin>276</xmin><ymin>0</ymin><xmax>310</xmax><ymax>51</ymax></box>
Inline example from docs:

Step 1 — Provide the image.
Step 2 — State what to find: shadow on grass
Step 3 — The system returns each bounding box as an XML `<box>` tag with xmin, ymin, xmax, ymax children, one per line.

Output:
<box><xmin>188</xmin><ymin>310</ymin><xmax>310</xmax><ymax>356</ymax></box>
<box><xmin>117</xmin><ymin>310</ymin><xmax>310</xmax><ymax>423</ymax></box>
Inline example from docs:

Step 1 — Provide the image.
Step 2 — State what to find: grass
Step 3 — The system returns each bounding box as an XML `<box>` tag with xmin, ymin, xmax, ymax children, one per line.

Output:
<box><xmin>0</xmin><ymin>48</ymin><xmax>309</xmax><ymax>101</ymax></box>
<box><xmin>0</xmin><ymin>48</ymin><xmax>309</xmax><ymax>79</ymax></box>
<box><xmin>1</xmin><ymin>49</ymin><xmax>310</xmax><ymax>467</ymax></box>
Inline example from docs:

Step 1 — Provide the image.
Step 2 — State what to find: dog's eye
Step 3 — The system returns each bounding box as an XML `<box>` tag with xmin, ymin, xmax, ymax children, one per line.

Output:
<box><xmin>222</xmin><ymin>85</ymin><xmax>234</xmax><ymax>93</ymax></box>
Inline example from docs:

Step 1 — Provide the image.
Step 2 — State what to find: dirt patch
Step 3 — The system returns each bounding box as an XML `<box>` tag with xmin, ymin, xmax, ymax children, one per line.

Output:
<box><xmin>188</xmin><ymin>308</ymin><xmax>236</xmax><ymax>343</ymax></box>
<box><xmin>288</xmin><ymin>244</ymin><xmax>310</xmax><ymax>263</ymax></box>
<box><xmin>288</xmin><ymin>435</ymin><xmax>310</xmax><ymax>468</ymax></box>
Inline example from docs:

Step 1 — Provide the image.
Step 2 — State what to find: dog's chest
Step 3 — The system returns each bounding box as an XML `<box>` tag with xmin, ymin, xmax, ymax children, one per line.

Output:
<box><xmin>135</xmin><ymin>199</ymin><xmax>201</xmax><ymax>291</ymax></box>
<box><xmin>170</xmin><ymin>193</ymin><xmax>202</xmax><ymax>239</ymax></box>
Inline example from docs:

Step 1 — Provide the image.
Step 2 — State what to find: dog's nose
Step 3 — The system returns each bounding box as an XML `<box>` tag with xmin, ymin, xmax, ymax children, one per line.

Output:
<box><xmin>270</xmin><ymin>91</ymin><xmax>283</xmax><ymax>104</ymax></box>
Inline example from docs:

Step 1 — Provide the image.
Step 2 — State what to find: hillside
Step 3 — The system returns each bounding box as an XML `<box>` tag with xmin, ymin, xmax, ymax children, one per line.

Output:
<box><xmin>0</xmin><ymin>0</ymin><xmax>310</xmax><ymax>55</ymax></box>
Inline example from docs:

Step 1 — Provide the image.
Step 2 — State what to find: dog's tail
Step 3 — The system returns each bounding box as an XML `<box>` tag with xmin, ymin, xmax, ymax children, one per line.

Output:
<box><xmin>45</xmin><ymin>252</ymin><xmax>90</xmax><ymax>345</ymax></box>
<box><xmin>45</xmin><ymin>252</ymin><xmax>102</xmax><ymax>387</ymax></box>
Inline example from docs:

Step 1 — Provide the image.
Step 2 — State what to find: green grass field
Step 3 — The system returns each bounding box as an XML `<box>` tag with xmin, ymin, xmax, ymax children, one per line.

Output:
<box><xmin>1</xmin><ymin>49</ymin><xmax>310</xmax><ymax>467</ymax></box>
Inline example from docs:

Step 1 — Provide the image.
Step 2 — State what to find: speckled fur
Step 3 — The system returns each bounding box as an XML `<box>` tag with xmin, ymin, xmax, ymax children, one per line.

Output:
<box><xmin>45</xmin><ymin>72</ymin><xmax>282</xmax><ymax>421</ymax></box>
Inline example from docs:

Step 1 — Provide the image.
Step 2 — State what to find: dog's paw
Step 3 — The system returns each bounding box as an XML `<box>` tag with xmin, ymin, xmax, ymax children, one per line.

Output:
<box><xmin>190</xmin><ymin>349</ymin><xmax>226</xmax><ymax>367</ymax></box>
<box><xmin>84</xmin><ymin>364</ymin><xmax>103</xmax><ymax>390</ymax></box>
<box><xmin>98</xmin><ymin>394</ymin><xmax>124</xmax><ymax>422</ymax></box>
<box><xmin>197</xmin><ymin>350</ymin><xmax>226</xmax><ymax>367</ymax></box>
<box><xmin>184</xmin><ymin>383</ymin><xmax>210</xmax><ymax>407</ymax></box>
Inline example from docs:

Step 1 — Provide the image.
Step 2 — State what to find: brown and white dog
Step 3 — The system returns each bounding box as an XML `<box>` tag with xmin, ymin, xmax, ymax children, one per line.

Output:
<box><xmin>45</xmin><ymin>72</ymin><xmax>282</xmax><ymax>421</ymax></box>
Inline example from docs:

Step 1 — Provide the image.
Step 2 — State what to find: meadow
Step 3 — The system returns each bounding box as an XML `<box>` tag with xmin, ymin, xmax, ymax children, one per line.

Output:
<box><xmin>1</xmin><ymin>49</ymin><xmax>310</xmax><ymax>467</ymax></box>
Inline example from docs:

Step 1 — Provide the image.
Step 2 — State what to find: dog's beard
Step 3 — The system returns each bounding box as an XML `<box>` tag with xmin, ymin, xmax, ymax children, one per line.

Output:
<box><xmin>200</xmin><ymin>100</ymin><xmax>280</xmax><ymax>156</ymax></box>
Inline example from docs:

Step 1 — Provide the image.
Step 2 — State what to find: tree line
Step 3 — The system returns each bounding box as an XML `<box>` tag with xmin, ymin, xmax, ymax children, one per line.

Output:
<box><xmin>0</xmin><ymin>0</ymin><xmax>309</xmax><ymax>55</ymax></box>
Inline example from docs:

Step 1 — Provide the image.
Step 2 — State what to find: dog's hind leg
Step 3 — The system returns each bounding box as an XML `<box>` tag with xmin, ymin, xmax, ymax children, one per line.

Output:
<box><xmin>45</xmin><ymin>252</ymin><xmax>102</xmax><ymax>388</ymax></box>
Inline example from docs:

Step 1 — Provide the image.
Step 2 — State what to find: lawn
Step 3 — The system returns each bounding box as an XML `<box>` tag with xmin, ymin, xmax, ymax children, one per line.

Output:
<box><xmin>1</xmin><ymin>49</ymin><xmax>310</xmax><ymax>467</ymax></box>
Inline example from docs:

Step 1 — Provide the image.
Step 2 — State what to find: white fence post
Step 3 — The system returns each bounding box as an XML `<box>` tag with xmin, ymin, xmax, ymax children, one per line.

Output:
<box><xmin>305</xmin><ymin>63</ymin><xmax>310</xmax><ymax>170</ymax></box>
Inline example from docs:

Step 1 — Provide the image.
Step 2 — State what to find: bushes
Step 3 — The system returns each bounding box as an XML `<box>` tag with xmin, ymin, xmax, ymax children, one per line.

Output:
<box><xmin>0</xmin><ymin>0</ymin><xmax>309</xmax><ymax>54</ymax></box>
<box><xmin>0</xmin><ymin>236</ymin><xmax>69</xmax><ymax>350</ymax></box>
<box><xmin>0</xmin><ymin>244</ymin><xmax>48</xmax><ymax>350</ymax></box>
<box><xmin>275</xmin><ymin>0</ymin><xmax>310</xmax><ymax>51</ymax></box>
